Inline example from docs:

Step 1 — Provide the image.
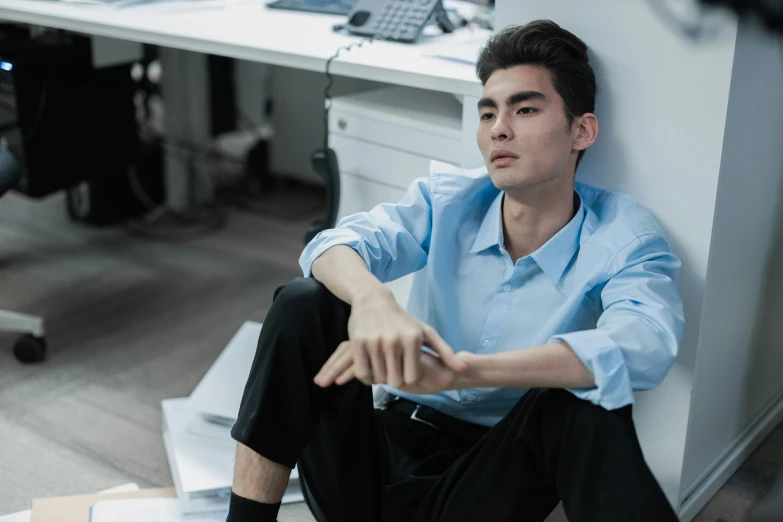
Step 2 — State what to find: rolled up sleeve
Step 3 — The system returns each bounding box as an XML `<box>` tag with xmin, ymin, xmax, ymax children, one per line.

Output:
<box><xmin>299</xmin><ymin>177</ymin><xmax>433</xmax><ymax>282</ymax></box>
<box><xmin>549</xmin><ymin>233</ymin><xmax>685</xmax><ymax>410</ymax></box>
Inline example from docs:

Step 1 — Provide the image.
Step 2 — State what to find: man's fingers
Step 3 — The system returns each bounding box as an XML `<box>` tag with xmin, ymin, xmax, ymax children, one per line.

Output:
<box><xmin>352</xmin><ymin>341</ymin><xmax>374</xmax><ymax>385</ymax></box>
<box><xmin>315</xmin><ymin>341</ymin><xmax>352</xmax><ymax>384</ymax></box>
<box><xmin>323</xmin><ymin>352</ymin><xmax>354</xmax><ymax>386</ymax></box>
<box><xmin>314</xmin><ymin>349</ymin><xmax>354</xmax><ymax>387</ymax></box>
<box><xmin>383</xmin><ymin>339</ymin><xmax>403</xmax><ymax>388</ymax></box>
<box><xmin>335</xmin><ymin>366</ymin><xmax>355</xmax><ymax>385</ymax></box>
<box><xmin>402</xmin><ymin>339</ymin><xmax>421</xmax><ymax>384</ymax></box>
<box><xmin>366</xmin><ymin>340</ymin><xmax>387</xmax><ymax>384</ymax></box>
<box><xmin>421</xmin><ymin>325</ymin><xmax>467</xmax><ymax>372</ymax></box>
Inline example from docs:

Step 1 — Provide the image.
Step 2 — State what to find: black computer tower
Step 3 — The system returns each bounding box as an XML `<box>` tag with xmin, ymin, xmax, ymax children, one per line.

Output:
<box><xmin>0</xmin><ymin>28</ymin><xmax>138</xmax><ymax>197</ymax></box>
<box><xmin>0</xmin><ymin>26</ymin><xmax>163</xmax><ymax>224</ymax></box>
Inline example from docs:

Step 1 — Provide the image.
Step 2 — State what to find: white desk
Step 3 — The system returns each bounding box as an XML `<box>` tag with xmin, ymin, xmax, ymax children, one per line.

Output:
<box><xmin>0</xmin><ymin>0</ymin><xmax>488</xmax><ymax>207</ymax></box>
<box><xmin>0</xmin><ymin>0</ymin><xmax>486</xmax><ymax>96</ymax></box>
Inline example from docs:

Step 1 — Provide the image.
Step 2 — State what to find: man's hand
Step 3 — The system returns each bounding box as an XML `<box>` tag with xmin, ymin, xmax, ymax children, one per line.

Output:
<box><xmin>390</xmin><ymin>350</ymin><xmax>475</xmax><ymax>395</ymax></box>
<box><xmin>318</xmin><ymin>342</ymin><xmax>476</xmax><ymax>395</ymax></box>
<box><xmin>314</xmin><ymin>291</ymin><xmax>467</xmax><ymax>388</ymax></box>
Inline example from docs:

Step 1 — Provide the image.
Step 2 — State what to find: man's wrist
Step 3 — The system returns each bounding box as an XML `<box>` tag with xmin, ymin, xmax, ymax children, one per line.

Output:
<box><xmin>351</xmin><ymin>285</ymin><xmax>395</xmax><ymax>307</ymax></box>
<box><xmin>453</xmin><ymin>352</ymin><xmax>491</xmax><ymax>389</ymax></box>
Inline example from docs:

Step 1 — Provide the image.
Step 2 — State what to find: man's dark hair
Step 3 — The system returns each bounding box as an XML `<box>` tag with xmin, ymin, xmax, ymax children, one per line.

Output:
<box><xmin>476</xmin><ymin>20</ymin><xmax>597</xmax><ymax>165</ymax></box>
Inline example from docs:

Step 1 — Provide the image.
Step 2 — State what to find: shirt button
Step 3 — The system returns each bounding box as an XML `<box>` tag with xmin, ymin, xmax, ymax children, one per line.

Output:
<box><xmin>464</xmin><ymin>393</ymin><xmax>478</xmax><ymax>403</ymax></box>
<box><xmin>482</xmin><ymin>340</ymin><xmax>491</xmax><ymax>348</ymax></box>
<box><xmin>503</xmin><ymin>284</ymin><xmax>512</xmax><ymax>292</ymax></box>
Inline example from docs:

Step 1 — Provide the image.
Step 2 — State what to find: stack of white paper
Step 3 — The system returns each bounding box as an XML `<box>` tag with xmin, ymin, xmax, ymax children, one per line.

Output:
<box><xmin>162</xmin><ymin>321</ymin><xmax>303</xmax><ymax>516</ymax></box>
<box><xmin>0</xmin><ymin>484</ymin><xmax>139</xmax><ymax>522</ymax></box>
<box><xmin>90</xmin><ymin>498</ymin><xmax>227</xmax><ymax>522</ymax></box>
<box><xmin>186</xmin><ymin>321</ymin><xmax>263</xmax><ymax>426</ymax></box>
<box><xmin>0</xmin><ymin>514</ymin><xmax>31</xmax><ymax>522</ymax></box>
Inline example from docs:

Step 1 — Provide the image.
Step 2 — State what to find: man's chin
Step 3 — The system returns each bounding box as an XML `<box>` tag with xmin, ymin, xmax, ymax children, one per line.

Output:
<box><xmin>488</xmin><ymin>165</ymin><xmax>567</xmax><ymax>193</ymax></box>
<box><xmin>488</xmin><ymin>168</ymin><xmax>527</xmax><ymax>190</ymax></box>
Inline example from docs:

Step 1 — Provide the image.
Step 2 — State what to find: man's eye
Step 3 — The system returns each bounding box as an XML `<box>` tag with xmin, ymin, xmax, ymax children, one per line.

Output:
<box><xmin>480</xmin><ymin>113</ymin><xmax>495</xmax><ymax>121</ymax></box>
<box><xmin>518</xmin><ymin>107</ymin><xmax>536</xmax><ymax>115</ymax></box>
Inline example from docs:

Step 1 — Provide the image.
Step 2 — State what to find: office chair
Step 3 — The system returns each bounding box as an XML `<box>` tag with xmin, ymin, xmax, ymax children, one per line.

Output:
<box><xmin>0</xmin><ymin>144</ymin><xmax>47</xmax><ymax>363</ymax></box>
<box><xmin>304</xmin><ymin>148</ymin><xmax>340</xmax><ymax>244</ymax></box>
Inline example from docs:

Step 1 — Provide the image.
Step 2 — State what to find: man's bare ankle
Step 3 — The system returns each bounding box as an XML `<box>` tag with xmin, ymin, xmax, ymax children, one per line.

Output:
<box><xmin>232</xmin><ymin>442</ymin><xmax>292</xmax><ymax>503</ymax></box>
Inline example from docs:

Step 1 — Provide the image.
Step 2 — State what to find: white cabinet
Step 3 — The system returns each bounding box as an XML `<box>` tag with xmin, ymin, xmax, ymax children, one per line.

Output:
<box><xmin>337</xmin><ymin>174</ymin><xmax>407</xmax><ymax>220</ymax></box>
<box><xmin>329</xmin><ymin>86</ymin><xmax>465</xmax><ymax>307</ymax></box>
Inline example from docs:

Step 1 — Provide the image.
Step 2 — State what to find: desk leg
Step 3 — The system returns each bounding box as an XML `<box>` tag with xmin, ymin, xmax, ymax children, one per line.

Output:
<box><xmin>158</xmin><ymin>47</ymin><xmax>211</xmax><ymax>211</ymax></box>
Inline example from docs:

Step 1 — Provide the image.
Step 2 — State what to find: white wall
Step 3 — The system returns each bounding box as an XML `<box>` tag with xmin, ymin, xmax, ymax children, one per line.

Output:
<box><xmin>748</xmin><ymin>222</ymin><xmax>783</xmax><ymax>429</ymax></box>
<box><xmin>495</xmin><ymin>0</ymin><xmax>738</xmax><ymax>507</ymax></box>
<box><xmin>681</xmin><ymin>17</ymin><xmax>783</xmax><ymax>502</ymax></box>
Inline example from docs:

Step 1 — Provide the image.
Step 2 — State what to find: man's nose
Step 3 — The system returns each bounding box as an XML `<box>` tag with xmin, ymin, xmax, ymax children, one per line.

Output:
<box><xmin>491</xmin><ymin>116</ymin><xmax>512</xmax><ymax>141</ymax></box>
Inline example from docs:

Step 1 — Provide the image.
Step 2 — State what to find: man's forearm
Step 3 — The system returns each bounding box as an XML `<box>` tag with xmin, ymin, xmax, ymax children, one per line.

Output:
<box><xmin>455</xmin><ymin>342</ymin><xmax>595</xmax><ymax>390</ymax></box>
<box><xmin>310</xmin><ymin>245</ymin><xmax>393</xmax><ymax>305</ymax></box>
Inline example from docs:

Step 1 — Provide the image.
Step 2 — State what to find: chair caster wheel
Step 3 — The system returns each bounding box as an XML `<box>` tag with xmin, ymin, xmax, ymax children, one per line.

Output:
<box><xmin>13</xmin><ymin>334</ymin><xmax>47</xmax><ymax>364</ymax></box>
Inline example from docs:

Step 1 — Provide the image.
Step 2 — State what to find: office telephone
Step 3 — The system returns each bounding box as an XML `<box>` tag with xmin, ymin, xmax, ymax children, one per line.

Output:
<box><xmin>344</xmin><ymin>0</ymin><xmax>455</xmax><ymax>43</ymax></box>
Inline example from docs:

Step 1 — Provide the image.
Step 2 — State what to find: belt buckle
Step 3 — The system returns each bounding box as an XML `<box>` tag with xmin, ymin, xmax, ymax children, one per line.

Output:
<box><xmin>410</xmin><ymin>404</ymin><xmax>441</xmax><ymax>431</ymax></box>
<box><xmin>376</xmin><ymin>394</ymin><xmax>401</xmax><ymax>411</ymax></box>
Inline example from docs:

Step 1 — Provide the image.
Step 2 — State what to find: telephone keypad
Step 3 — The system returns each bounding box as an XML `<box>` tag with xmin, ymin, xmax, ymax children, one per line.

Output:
<box><xmin>367</xmin><ymin>0</ymin><xmax>438</xmax><ymax>43</ymax></box>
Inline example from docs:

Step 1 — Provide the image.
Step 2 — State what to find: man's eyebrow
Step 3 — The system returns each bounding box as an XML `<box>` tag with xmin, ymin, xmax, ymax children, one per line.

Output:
<box><xmin>477</xmin><ymin>97</ymin><xmax>497</xmax><ymax>110</ymax></box>
<box><xmin>477</xmin><ymin>91</ymin><xmax>548</xmax><ymax>111</ymax></box>
<box><xmin>507</xmin><ymin>91</ymin><xmax>548</xmax><ymax>106</ymax></box>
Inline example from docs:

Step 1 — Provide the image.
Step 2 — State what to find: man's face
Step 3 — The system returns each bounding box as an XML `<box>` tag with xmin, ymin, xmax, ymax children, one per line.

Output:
<box><xmin>476</xmin><ymin>65</ymin><xmax>579</xmax><ymax>193</ymax></box>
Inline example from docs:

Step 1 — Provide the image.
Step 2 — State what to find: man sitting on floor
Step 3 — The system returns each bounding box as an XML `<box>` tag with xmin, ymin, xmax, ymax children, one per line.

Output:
<box><xmin>227</xmin><ymin>19</ymin><xmax>685</xmax><ymax>522</ymax></box>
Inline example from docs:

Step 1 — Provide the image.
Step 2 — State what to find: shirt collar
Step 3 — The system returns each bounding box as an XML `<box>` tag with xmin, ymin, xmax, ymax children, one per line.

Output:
<box><xmin>469</xmin><ymin>190</ymin><xmax>586</xmax><ymax>284</ymax></box>
<box><xmin>469</xmin><ymin>190</ymin><xmax>505</xmax><ymax>255</ymax></box>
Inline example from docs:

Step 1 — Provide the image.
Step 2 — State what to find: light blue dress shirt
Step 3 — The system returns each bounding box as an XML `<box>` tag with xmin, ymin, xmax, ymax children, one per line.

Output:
<box><xmin>300</xmin><ymin>162</ymin><xmax>685</xmax><ymax>428</ymax></box>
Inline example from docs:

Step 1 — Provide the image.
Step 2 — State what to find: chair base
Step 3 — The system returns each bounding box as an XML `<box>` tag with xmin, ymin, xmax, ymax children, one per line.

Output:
<box><xmin>0</xmin><ymin>309</ymin><xmax>45</xmax><ymax>337</ymax></box>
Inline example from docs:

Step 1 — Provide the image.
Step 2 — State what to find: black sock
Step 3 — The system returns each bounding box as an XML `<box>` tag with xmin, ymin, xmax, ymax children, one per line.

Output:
<box><xmin>226</xmin><ymin>491</ymin><xmax>281</xmax><ymax>522</ymax></box>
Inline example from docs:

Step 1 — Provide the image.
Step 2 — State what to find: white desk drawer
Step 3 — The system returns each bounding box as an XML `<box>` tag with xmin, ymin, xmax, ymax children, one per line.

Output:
<box><xmin>329</xmin><ymin>113</ymin><xmax>461</xmax><ymax>164</ymax></box>
<box><xmin>338</xmin><ymin>173</ymin><xmax>407</xmax><ymax>221</ymax></box>
<box><xmin>332</xmin><ymin>134</ymin><xmax>440</xmax><ymax>191</ymax></box>
<box><xmin>329</xmin><ymin>87</ymin><xmax>463</xmax><ymax>163</ymax></box>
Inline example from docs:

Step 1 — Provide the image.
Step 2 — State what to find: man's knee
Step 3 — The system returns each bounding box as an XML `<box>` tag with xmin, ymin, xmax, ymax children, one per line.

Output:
<box><xmin>264</xmin><ymin>277</ymin><xmax>350</xmax><ymax>357</ymax></box>
<box><xmin>270</xmin><ymin>277</ymin><xmax>338</xmax><ymax>322</ymax></box>
<box><xmin>274</xmin><ymin>276</ymin><xmax>327</xmax><ymax>306</ymax></box>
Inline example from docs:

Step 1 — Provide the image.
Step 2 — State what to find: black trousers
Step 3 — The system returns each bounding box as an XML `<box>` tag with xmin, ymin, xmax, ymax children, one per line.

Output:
<box><xmin>231</xmin><ymin>277</ymin><xmax>680</xmax><ymax>522</ymax></box>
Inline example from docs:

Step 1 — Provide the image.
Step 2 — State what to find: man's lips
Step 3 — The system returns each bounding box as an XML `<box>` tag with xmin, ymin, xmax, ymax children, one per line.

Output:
<box><xmin>490</xmin><ymin>149</ymin><xmax>520</xmax><ymax>162</ymax></box>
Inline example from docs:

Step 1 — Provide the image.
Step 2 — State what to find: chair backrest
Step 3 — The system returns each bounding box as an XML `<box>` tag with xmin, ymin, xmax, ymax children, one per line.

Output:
<box><xmin>0</xmin><ymin>147</ymin><xmax>21</xmax><ymax>198</ymax></box>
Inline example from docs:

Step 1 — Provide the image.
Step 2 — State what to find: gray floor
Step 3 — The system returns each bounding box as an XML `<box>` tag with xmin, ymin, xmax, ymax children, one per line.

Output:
<box><xmin>0</xmin><ymin>187</ymin><xmax>781</xmax><ymax>522</ymax></box>
<box><xmin>0</xmin><ymin>189</ymin><xmax>316</xmax><ymax>521</ymax></box>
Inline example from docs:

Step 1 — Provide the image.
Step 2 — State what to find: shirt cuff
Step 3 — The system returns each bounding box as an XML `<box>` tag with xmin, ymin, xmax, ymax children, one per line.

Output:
<box><xmin>549</xmin><ymin>329</ymin><xmax>635</xmax><ymax>411</ymax></box>
<box><xmin>299</xmin><ymin>229</ymin><xmax>372</xmax><ymax>278</ymax></box>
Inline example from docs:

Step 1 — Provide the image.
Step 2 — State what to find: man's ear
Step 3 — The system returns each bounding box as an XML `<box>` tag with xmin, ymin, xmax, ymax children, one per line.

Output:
<box><xmin>573</xmin><ymin>113</ymin><xmax>599</xmax><ymax>152</ymax></box>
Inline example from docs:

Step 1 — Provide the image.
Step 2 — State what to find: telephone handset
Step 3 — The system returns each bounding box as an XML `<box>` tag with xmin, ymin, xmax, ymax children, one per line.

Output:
<box><xmin>344</xmin><ymin>0</ymin><xmax>455</xmax><ymax>43</ymax></box>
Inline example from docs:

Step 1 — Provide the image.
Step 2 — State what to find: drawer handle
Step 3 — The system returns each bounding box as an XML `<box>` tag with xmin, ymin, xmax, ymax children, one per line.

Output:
<box><xmin>338</xmin><ymin>118</ymin><xmax>348</xmax><ymax>130</ymax></box>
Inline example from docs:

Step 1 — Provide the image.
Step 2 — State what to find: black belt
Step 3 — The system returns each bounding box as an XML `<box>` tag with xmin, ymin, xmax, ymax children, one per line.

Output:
<box><xmin>384</xmin><ymin>396</ymin><xmax>487</xmax><ymax>441</ymax></box>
